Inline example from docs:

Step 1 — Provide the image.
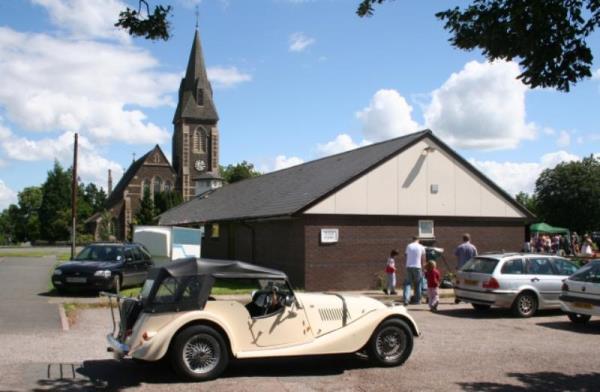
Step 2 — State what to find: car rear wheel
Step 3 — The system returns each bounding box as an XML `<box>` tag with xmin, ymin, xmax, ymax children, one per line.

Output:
<box><xmin>171</xmin><ymin>325</ymin><xmax>229</xmax><ymax>381</ymax></box>
<box><xmin>512</xmin><ymin>292</ymin><xmax>538</xmax><ymax>318</ymax></box>
<box><xmin>567</xmin><ymin>312</ymin><xmax>591</xmax><ymax>324</ymax></box>
<box><xmin>367</xmin><ymin>319</ymin><xmax>413</xmax><ymax>367</ymax></box>
<box><xmin>471</xmin><ymin>304</ymin><xmax>491</xmax><ymax>311</ymax></box>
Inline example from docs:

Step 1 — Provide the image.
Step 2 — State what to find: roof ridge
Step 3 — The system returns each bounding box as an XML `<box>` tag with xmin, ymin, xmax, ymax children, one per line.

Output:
<box><xmin>220</xmin><ymin>129</ymin><xmax>431</xmax><ymax>190</ymax></box>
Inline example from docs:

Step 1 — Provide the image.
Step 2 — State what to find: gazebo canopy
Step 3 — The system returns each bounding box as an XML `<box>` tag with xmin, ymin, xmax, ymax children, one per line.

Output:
<box><xmin>530</xmin><ymin>222</ymin><xmax>569</xmax><ymax>235</ymax></box>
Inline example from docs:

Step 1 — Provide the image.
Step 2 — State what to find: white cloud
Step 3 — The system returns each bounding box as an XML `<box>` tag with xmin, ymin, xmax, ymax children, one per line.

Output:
<box><xmin>556</xmin><ymin>130</ymin><xmax>571</xmax><ymax>148</ymax></box>
<box><xmin>32</xmin><ymin>0</ymin><xmax>129</xmax><ymax>42</ymax></box>
<box><xmin>289</xmin><ymin>32</ymin><xmax>315</xmax><ymax>52</ymax></box>
<box><xmin>0</xmin><ymin>180</ymin><xmax>17</xmax><ymax>210</ymax></box>
<box><xmin>355</xmin><ymin>89</ymin><xmax>420</xmax><ymax>142</ymax></box>
<box><xmin>0</xmin><ymin>128</ymin><xmax>123</xmax><ymax>189</ymax></box>
<box><xmin>274</xmin><ymin>155</ymin><xmax>304</xmax><ymax>170</ymax></box>
<box><xmin>0</xmin><ymin>27</ymin><xmax>177</xmax><ymax>145</ymax></box>
<box><xmin>424</xmin><ymin>60</ymin><xmax>536</xmax><ymax>150</ymax></box>
<box><xmin>316</xmin><ymin>134</ymin><xmax>370</xmax><ymax>157</ymax></box>
<box><xmin>207</xmin><ymin>66</ymin><xmax>252</xmax><ymax>88</ymax></box>
<box><xmin>470</xmin><ymin>150</ymin><xmax>580</xmax><ymax>196</ymax></box>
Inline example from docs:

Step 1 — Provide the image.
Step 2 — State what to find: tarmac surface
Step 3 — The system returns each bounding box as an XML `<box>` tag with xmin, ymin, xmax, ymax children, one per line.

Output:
<box><xmin>1</xmin><ymin>256</ymin><xmax>599</xmax><ymax>391</ymax></box>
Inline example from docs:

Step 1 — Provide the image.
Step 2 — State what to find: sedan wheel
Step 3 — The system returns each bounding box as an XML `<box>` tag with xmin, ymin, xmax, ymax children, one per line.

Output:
<box><xmin>512</xmin><ymin>292</ymin><xmax>537</xmax><ymax>318</ymax></box>
<box><xmin>171</xmin><ymin>326</ymin><xmax>229</xmax><ymax>381</ymax></box>
<box><xmin>568</xmin><ymin>313</ymin><xmax>591</xmax><ymax>324</ymax></box>
<box><xmin>367</xmin><ymin>319</ymin><xmax>413</xmax><ymax>367</ymax></box>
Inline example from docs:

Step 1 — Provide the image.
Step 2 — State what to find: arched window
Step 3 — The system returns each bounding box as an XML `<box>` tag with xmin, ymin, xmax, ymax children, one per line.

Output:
<box><xmin>142</xmin><ymin>179</ymin><xmax>150</xmax><ymax>196</ymax></box>
<box><xmin>153</xmin><ymin>177</ymin><xmax>162</xmax><ymax>195</ymax></box>
<box><xmin>164</xmin><ymin>181</ymin><xmax>172</xmax><ymax>192</ymax></box>
<box><xmin>192</xmin><ymin>127</ymin><xmax>208</xmax><ymax>153</ymax></box>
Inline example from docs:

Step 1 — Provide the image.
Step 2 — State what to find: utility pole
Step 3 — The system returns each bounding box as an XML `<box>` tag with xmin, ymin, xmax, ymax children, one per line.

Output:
<box><xmin>71</xmin><ymin>133</ymin><xmax>78</xmax><ymax>259</ymax></box>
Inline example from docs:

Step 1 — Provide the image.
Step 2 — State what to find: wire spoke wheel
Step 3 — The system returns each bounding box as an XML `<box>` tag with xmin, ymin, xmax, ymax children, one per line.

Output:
<box><xmin>375</xmin><ymin>327</ymin><xmax>405</xmax><ymax>361</ymax></box>
<box><xmin>182</xmin><ymin>335</ymin><xmax>220</xmax><ymax>374</ymax></box>
<box><xmin>367</xmin><ymin>319</ymin><xmax>413</xmax><ymax>367</ymax></box>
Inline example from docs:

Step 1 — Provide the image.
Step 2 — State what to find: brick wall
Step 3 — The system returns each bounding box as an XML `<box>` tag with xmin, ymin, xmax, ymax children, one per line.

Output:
<box><xmin>302</xmin><ymin>215</ymin><xmax>525</xmax><ymax>291</ymax></box>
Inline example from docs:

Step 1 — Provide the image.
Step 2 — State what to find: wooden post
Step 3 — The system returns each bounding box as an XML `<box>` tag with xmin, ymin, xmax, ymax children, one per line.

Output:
<box><xmin>71</xmin><ymin>133</ymin><xmax>78</xmax><ymax>259</ymax></box>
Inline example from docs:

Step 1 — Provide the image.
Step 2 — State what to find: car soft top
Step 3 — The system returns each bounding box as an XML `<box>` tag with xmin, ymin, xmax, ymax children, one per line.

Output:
<box><xmin>153</xmin><ymin>257</ymin><xmax>288</xmax><ymax>280</ymax></box>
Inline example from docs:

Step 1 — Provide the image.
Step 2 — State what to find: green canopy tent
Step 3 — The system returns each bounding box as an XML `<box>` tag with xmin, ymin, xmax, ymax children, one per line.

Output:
<box><xmin>530</xmin><ymin>222</ymin><xmax>570</xmax><ymax>235</ymax></box>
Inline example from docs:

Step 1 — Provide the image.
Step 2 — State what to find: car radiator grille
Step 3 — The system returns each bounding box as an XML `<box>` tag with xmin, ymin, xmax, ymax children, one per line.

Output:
<box><xmin>318</xmin><ymin>308</ymin><xmax>351</xmax><ymax>322</ymax></box>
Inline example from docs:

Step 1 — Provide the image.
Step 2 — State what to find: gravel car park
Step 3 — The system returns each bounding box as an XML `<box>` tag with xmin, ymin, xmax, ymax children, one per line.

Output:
<box><xmin>454</xmin><ymin>253</ymin><xmax>579</xmax><ymax>317</ymax></box>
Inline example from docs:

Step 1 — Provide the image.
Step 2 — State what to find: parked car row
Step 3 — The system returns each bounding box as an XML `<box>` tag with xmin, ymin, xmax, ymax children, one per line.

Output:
<box><xmin>454</xmin><ymin>252</ymin><xmax>599</xmax><ymax>323</ymax></box>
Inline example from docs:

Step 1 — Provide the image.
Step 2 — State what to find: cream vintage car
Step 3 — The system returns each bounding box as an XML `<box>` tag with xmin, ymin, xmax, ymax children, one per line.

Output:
<box><xmin>103</xmin><ymin>258</ymin><xmax>420</xmax><ymax>381</ymax></box>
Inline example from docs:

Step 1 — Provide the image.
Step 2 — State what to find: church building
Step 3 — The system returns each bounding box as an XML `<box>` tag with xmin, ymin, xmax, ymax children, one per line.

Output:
<box><xmin>87</xmin><ymin>29</ymin><xmax>221</xmax><ymax>240</ymax></box>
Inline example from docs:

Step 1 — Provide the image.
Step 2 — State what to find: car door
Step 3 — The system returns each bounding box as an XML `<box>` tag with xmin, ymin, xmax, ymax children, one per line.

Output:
<box><xmin>130</xmin><ymin>246</ymin><xmax>148</xmax><ymax>285</ymax></box>
<box><xmin>247</xmin><ymin>280</ymin><xmax>312</xmax><ymax>348</ymax></box>
<box><xmin>526</xmin><ymin>256</ymin><xmax>562</xmax><ymax>305</ymax></box>
<box><xmin>121</xmin><ymin>248</ymin><xmax>136</xmax><ymax>287</ymax></box>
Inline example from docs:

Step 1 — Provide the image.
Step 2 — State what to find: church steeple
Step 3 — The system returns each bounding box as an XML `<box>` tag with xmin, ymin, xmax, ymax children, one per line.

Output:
<box><xmin>172</xmin><ymin>29</ymin><xmax>221</xmax><ymax>202</ymax></box>
<box><xmin>173</xmin><ymin>29</ymin><xmax>218</xmax><ymax>124</ymax></box>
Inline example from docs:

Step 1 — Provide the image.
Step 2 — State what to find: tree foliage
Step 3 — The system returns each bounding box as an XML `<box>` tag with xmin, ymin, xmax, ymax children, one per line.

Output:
<box><xmin>515</xmin><ymin>191</ymin><xmax>538</xmax><ymax>217</ymax></box>
<box><xmin>154</xmin><ymin>190</ymin><xmax>183</xmax><ymax>215</ymax></box>
<box><xmin>534</xmin><ymin>156</ymin><xmax>600</xmax><ymax>233</ymax></box>
<box><xmin>39</xmin><ymin>161</ymin><xmax>72</xmax><ymax>242</ymax></box>
<box><xmin>115</xmin><ymin>0</ymin><xmax>172</xmax><ymax>40</ymax></box>
<box><xmin>358</xmin><ymin>0</ymin><xmax>600</xmax><ymax>92</ymax></box>
<box><xmin>136</xmin><ymin>188</ymin><xmax>157</xmax><ymax>225</ymax></box>
<box><xmin>220</xmin><ymin>161</ymin><xmax>261</xmax><ymax>184</ymax></box>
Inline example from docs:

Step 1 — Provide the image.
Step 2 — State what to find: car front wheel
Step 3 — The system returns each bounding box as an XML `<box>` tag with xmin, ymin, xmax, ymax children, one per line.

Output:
<box><xmin>512</xmin><ymin>292</ymin><xmax>538</xmax><ymax>318</ymax></box>
<box><xmin>567</xmin><ymin>312</ymin><xmax>591</xmax><ymax>324</ymax></box>
<box><xmin>367</xmin><ymin>319</ymin><xmax>413</xmax><ymax>367</ymax></box>
<box><xmin>171</xmin><ymin>325</ymin><xmax>229</xmax><ymax>381</ymax></box>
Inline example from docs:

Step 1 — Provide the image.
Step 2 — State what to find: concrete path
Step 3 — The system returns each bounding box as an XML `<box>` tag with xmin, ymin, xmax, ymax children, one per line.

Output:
<box><xmin>0</xmin><ymin>257</ymin><xmax>62</xmax><ymax>333</ymax></box>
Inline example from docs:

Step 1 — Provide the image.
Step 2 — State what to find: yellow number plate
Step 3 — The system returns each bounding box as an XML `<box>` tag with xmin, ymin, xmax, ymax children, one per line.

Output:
<box><xmin>573</xmin><ymin>302</ymin><xmax>593</xmax><ymax>309</ymax></box>
<box><xmin>464</xmin><ymin>279</ymin><xmax>478</xmax><ymax>286</ymax></box>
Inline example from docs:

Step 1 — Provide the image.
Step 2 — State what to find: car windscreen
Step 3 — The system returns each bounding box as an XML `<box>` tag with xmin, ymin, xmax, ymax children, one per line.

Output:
<box><xmin>460</xmin><ymin>257</ymin><xmax>499</xmax><ymax>274</ymax></box>
<box><xmin>73</xmin><ymin>245</ymin><xmax>124</xmax><ymax>262</ymax></box>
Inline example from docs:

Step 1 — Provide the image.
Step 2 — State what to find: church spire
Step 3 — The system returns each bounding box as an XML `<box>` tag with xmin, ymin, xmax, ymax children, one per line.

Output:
<box><xmin>173</xmin><ymin>29</ymin><xmax>218</xmax><ymax>124</ymax></box>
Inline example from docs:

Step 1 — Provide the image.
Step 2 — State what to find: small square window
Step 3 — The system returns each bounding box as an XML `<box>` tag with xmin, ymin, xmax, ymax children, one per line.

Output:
<box><xmin>418</xmin><ymin>220</ymin><xmax>434</xmax><ymax>238</ymax></box>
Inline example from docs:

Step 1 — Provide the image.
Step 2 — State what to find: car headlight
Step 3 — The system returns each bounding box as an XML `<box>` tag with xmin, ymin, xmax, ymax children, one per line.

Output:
<box><xmin>94</xmin><ymin>270</ymin><xmax>112</xmax><ymax>278</ymax></box>
<box><xmin>53</xmin><ymin>269</ymin><xmax>62</xmax><ymax>276</ymax></box>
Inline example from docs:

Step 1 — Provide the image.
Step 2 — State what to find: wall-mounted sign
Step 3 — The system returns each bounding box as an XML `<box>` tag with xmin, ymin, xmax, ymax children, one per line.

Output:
<box><xmin>320</xmin><ymin>228</ymin><xmax>339</xmax><ymax>244</ymax></box>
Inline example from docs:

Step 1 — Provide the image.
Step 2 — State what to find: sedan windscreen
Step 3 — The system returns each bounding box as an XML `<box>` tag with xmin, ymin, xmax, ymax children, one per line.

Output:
<box><xmin>460</xmin><ymin>257</ymin><xmax>499</xmax><ymax>274</ymax></box>
<box><xmin>74</xmin><ymin>245</ymin><xmax>124</xmax><ymax>262</ymax></box>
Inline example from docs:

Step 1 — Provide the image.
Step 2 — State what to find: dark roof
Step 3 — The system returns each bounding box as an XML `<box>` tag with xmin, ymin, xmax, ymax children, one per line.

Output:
<box><xmin>159</xmin><ymin>129</ymin><xmax>535</xmax><ymax>225</ymax></box>
<box><xmin>159</xmin><ymin>130</ymin><xmax>429</xmax><ymax>225</ymax></box>
<box><xmin>173</xmin><ymin>30</ymin><xmax>218</xmax><ymax>123</ymax></box>
<box><xmin>106</xmin><ymin>145</ymin><xmax>173</xmax><ymax>208</ymax></box>
<box><xmin>162</xmin><ymin>257</ymin><xmax>287</xmax><ymax>279</ymax></box>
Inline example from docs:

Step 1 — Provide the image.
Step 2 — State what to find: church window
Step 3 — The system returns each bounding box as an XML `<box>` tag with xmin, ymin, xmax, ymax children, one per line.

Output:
<box><xmin>165</xmin><ymin>181</ymin><xmax>172</xmax><ymax>192</ymax></box>
<box><xmin>153</xmin><ymin>153</ymin><xmax>160</xmax><ymax>164</ymax></box>
<box><xmin>154</xmin><ymin>177</ymin><xmax>163</xmax><ymax>195</ymax></box>
<box><xmin>197</xmin><ymin>88</ymin><xmax>204</xmax><ymax>106</ymax></box>
<box><xmin>142</xmin><ymin>179</ymin><xmax>151</xmax><ymax>196</ymax></box>
<box><xmin>192</xmin><ymin>128</ymin><xmax>207</xmax><ymax>153</ymax></box>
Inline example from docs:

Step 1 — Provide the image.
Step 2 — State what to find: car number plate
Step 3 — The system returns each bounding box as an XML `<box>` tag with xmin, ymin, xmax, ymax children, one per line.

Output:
<box><xmin>464</xmin><ymin>279</ymin><xmax>478</xmax><ymax>286</ymax></box>
<box><xmin>573</xmin><ymin>302</ymin><xmax>592</xmax><ymax>309</ymax></box>
<box><xmin>66</xmin><ymin>277</ymin><xmax>87</xmax><ymax>283</ymax></box>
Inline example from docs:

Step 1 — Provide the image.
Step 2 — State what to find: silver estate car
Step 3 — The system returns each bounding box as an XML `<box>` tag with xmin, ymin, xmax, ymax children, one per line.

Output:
<box><xmin>454</xmin><ymin>253</ymin><xmax>579</xmax><ymax>317</ymax></box>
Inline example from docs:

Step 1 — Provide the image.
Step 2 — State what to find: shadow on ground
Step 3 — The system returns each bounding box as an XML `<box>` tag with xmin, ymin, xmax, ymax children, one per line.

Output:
<box><xmin>434</xmin><ymin>307</ymin><xmax>563</xmax><ymax>319</ymax></box>
<box><xmin>459</xmin><ymin>371</ymin><xmax>600</xmax><ymax>391</ymax></box>
<box><xmin>536</xmin><ymin>320</ymin><xmax>600</xmax><ymax>335</ymax></box>
<box><xmin>38</xmin><ymin>290</ymin><xmax>101</xmax><ymax>299</ymax></box>
<box><xmin>34</xmin><ymin>355</ymin><xmax>370</xmax><ymax>391</ymax></box>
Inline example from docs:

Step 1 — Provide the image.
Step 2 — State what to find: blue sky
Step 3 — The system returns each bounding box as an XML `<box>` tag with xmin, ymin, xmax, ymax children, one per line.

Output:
<box><xmin>0</xmin><ymin>0</ymin><xmax>599</xmax><ymax>209</ymax></box>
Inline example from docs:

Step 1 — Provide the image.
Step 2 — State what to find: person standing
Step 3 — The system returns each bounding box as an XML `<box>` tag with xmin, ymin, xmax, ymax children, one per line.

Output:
<box><xmin>384</xmin><ymin>249</ymin><xmax>399</xmax><ymax>295</ymax></box>
<box><xmin>424</xmin><ymin>260</ymin><xmax>441</xmax><ymax>312</ymax></box>
<box><xmin>454</xmin><ymin>233</ymin><xmax>478</xmax><ymax>270</ymax></box>
<box><xmin>581</xmin><ymin>235</ymin><xmax>594</xmax><ymax>256</ymax></box>
<box><xmin>403</xmin><ymin>236</ymin><xmax>425</xmax><ymax>306</ymax></box>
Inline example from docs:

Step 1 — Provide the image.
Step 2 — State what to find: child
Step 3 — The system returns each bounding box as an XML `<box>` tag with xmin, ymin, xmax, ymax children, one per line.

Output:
<box><xmin>384</xmin><ymin>249</ymin><xmax>399</xmax><ymax>295</ymax></box>
<box><xmin>425</xmin><ymin>260</ymin><xmax>441</xmax><ymax>311</ymax></box>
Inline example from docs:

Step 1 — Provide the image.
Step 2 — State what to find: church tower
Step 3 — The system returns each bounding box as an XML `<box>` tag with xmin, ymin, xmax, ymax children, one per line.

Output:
<box><xmin>173</xmin><ymin>29</ymin><xmax>220</xmax><ymax>201</ymax></box>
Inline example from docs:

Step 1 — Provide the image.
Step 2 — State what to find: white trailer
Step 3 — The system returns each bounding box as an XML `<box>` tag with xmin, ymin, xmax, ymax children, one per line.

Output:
<box><xmin>133</xmin><ymin>226</ymin><xmax>202</xmax><ymax>266</ymax></box>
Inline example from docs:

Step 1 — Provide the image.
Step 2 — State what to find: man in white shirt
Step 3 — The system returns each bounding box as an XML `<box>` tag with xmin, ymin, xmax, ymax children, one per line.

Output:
<box><xmin>403</xmin><ymin>236</ymin><xmax>426</xmax><ymax>305</ymax></box>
